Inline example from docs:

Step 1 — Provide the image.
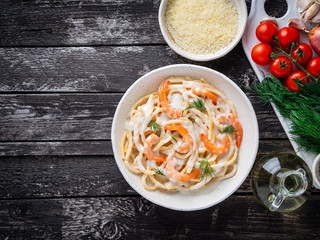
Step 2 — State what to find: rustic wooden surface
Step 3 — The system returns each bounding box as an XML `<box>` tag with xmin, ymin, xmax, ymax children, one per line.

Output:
<box><xmin>1</xmin><ymin>0</ymin><xmax>319</xmax><ymax>239</ymax></box>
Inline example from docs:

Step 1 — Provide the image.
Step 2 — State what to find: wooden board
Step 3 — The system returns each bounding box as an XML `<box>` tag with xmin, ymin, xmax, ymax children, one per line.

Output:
<box><xmin>242</xmin><ymin>0</ymin><xmax>320</xmax><ymax>180</ymax></box>
<box><xmin>0</xmin><ymin>141</ymin><xmax>111</xmax><ymax>156</ymax></box>
<box><xmin>1</xmin><ymin>0</ymin><xmax>317</xmax><ymax>238</ymax></box>
<box><xmin>0</xmin><ymin>45</ymin><xmax>256</xmax><ymax>92</ymax></box>
<box><xmin>0</xmin><ymin>0</ymin><xmax>163</xmax><ymax>47</ymax></box>
<box><xmin>0</xmin><ymin>0</ymin><xmax>287</xmax><ymax>47</ymax></box>
<box><xmin>0</xmin><ymin>195</ymin><xmax>319</xmax><ymax>239</ymax></box>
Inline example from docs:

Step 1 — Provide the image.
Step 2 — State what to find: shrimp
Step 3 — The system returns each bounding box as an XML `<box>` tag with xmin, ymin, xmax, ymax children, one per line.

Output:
<box><xmin>192</xmin><ymin>87</ymin><xmax>217</xmax><ymax>105</ymax></box>
<box><xmin>217</xmin><ymin>113</ymin><xmax>243</xmax><ymax>148</ymax></box>
<box><xmin>201</xmin><ymin>133</ymin><xmax>230</xmax><ymax>154</ymax></box>
<box><xmin>165</xmin><ymin>124</ymin><xmax>193</xmax><ymax>153</ymax></box>
<box><xmin>143</xmin><ymin>134</ymin><xmax>166</xmax><ymax>164</ymax></box>
<box><xmin>159</xmin><ymin>80</ymin><xmax>183</xmax><ymax>119</ymax></box>
<box><xmin>166</xmin><ymin>158</ymin><xmax>199</xmax><ymax>181</ymax></box>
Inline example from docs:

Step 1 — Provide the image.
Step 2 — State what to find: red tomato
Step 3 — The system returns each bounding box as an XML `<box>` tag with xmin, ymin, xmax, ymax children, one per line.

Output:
<box><xmin>277</xmin><ymin>27</ymin><xmax>300</xmax><ymax>50</ymax></box>
<box><xmin>306</xmin><ymin>57</ymin><xmax>320</xmax><ymax>78</ymax></box>
<box><xmin>269</xmin><ymin>56</ymin><xmax>293</xmax><ymax>78</ymax></box>
<box><xmin>291</xmin><ymin>43</ymin><xmax>313</xmax><ymax>66</ymax></box>
<box><xmin>286</xmin><ymin>71</ymin><xmax>308</xmax><ymax>92</ymax></box>
<box><xmin>256</xmin><ymin>22</ymin><xmax>278</xmax><ymax>43</ymax></box>
<box><xmin>251</xmin><ymin>43</ymin><xmax>273</xmax><ymax>66</ymax></box>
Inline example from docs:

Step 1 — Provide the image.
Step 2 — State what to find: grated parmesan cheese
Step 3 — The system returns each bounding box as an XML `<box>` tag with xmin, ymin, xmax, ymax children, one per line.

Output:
<box><xmin>165</xmin><ymin>0</ymin><xmax>239</xmax><ymax>55</ymax></box>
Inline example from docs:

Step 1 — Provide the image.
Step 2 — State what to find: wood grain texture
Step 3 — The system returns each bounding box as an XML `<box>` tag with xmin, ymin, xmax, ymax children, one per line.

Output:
<box><xmin>0</xmin><ymin>0</ymin><xmax>286</xmax><ymax>47</ymax></box>
<box><xmin>0</xmin><ymin>139</ymin><xmax>293</xmax><ymax>157</ymax></box>
<box><xmin>0</xmin><ymin>93</ymin><xmax>119</xmax><ymax>141</ymax></box>
<box><xmin>0</xmin><ymin>195</ymin><xmax>319</xmax><ymax>239</ymax></box>
<box><xmin>0</xmin><ymin>140</ymin><xmax>294</xmax><ymax>199</ymax></box>
<box><xmin>0</xmin><ymin>93</ymin><xmax>287</xmax><ymax>141</ymax></box>
<box><xmin>0</xmin><ymin>141</ymin><xmax>111</xmax><ymax>156</ymax></box>
<box><xmin>0</xmin><ymin>0</ymin><xmax>163</xmax><ymax>47</ymax></box>
<box><xmin>0</xmin><ymin>45</ymin><xmax>257</xmax><ymax>92</ymax></box>
<box><xmin>0</xmin><ymin>155</ymin><xmax>136</xmax><ymax>199</ymax></box>
<box><xmin>1</xmin><ymin>0</ymin><xmax>314</xmax><ymax>238</ymax></box>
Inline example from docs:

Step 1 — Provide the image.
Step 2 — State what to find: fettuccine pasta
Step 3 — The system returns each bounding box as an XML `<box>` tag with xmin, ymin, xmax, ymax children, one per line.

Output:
<box><xmin>121</xmin><ymin>77</ymin><xmax>242</xmax><ymax>191</ymax></box>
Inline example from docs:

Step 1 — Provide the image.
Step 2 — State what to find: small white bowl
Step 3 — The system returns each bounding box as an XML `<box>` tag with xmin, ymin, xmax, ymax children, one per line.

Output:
<box><xmin>112</xmin><ymin>64</ymin><xmax>259</xmax><ymax>211</ymax></box>
<box><xmin>158</xmin><ymin>0</ymin><xmax>248</xmax><ymax>61</ymax></box>
<box><xmin>312</xmin><ymin>154</ymin><xmax>320</xmax><ymax>189</ymax></box>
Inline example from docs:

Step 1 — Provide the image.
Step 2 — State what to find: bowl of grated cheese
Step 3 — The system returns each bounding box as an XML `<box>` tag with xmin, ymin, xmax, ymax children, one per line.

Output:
<box><xmin>158</xmin><ymin>0</ymin><xmax>247</xmax><ymax>61</ymax></box>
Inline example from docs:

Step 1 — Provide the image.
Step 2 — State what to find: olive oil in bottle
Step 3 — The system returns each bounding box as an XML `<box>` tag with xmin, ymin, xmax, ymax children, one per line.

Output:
<box><xmin>251</xmin><ymin>152</ymin><xmax>312</xmax><ymax>212</ymax></box>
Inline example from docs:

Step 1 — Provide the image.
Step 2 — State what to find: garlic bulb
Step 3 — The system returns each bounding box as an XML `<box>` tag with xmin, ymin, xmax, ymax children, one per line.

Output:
<box><xmin>289</xmin><ymin>0</ymin><xmax>320</xmax><ymax>32</ymax></box>
<box><xmin>297</xmin><ymin>0</ymin><xmax>320</xmax><ymax>24</ymax></box>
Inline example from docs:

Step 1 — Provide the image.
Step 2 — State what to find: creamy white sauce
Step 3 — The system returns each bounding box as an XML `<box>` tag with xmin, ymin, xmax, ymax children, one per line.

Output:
<box><xmin>168</xmin><ymin>92</ymin><xmax>184</xmax><ymax>109</ymax></box>
<box><xmin>158</xmin><ymin>112</ymin><xmax>169</xmax><ymax>125</ymax></box>
<box><xmin>123</xmin><ymin>77</ymin><xmax>240</xmax><ymax>191</ymax></box>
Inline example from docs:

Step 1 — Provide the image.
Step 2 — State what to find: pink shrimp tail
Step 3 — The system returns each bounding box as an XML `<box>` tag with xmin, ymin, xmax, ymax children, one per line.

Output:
<box><xmin>201</xmin><ymin>133</ymin><xmax>230</xmax><ymax>154</ymax></box>
<box><xmin>159</xmin><ymin>80</ymin><xmax>183</xmax><ymax>119</ymax></box>
<box><xmin>166</xmin><ymin>158</ymin><xmax>199</xmax><ymax>181</ymax></box>
<box><xmin>165</xmin><ymin>124</ymin><xmax>193</xmax><ymax>153</ymax></box>
<box><xmin>217</xmin><ymin>114</ymin><xmax>243</xmax><ymax>148</ymax></box>
<box><xmin>191</xmin><ymin>87</ymin><xmax>217</xmax><ymax>105</ymax></box>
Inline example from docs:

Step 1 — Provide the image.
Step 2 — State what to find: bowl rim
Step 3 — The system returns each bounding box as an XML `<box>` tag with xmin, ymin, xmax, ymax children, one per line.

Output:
<box><xmin>111</xmin><ymin>64</ymin><xmax>259</xmax><ymax>211</ymax></box>
<box><xmin>312</xmin><ymin>154</ymin><xmax>320</xmax><ymax>188</ymax></box>
<box><xmin>158</xmin><ymin>0</ymin><xmax>248</xmax><ymax>61</ymax></box>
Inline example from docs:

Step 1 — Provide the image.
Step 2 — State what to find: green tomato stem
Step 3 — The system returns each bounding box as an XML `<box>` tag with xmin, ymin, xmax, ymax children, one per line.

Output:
<box><xmin>275</xmin><ymin>46</ymin><xmax>318</xmax><ymax>83</ymax></box>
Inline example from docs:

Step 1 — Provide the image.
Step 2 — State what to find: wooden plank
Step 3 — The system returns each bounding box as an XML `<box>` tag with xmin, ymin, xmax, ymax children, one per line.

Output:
<box><xmin>0</xmin><ymin>0</ymin><xmax>287</xmax><ymax>47</ymax></box>
<box><xmin>0</xmin><ymin>45</ymin><xmax>257</xmax><ymax>93</ymax></box>
<box><xmin>0</xmin><ymin>155</ymin><xmax>136</xmax><ymax>199</ymax></box>
<box><xmin>0</xmin><ymin>93</ymin><xmax>287</xmax><ymax>141</ymax></box>
<box><xmin>0</xmin><ymin>139</ymin><xmax>293</xmax><ymax>157</ymax></box>
<box><xmin>0</xmin><ymin>93</ymin><xmax>120</xmax><ymax>141</ymax></box>
<box><xmin>0</xmin><ymin>195</ymin><xmax>319</xmax><ymax>239</ymax></box>
<box><xmin>0</xmin><ymin>140</ymin><xmax>294</xmax><ymax>199</ymax></box>
<box><xmin>0</xmin><ymin>141</ymin><xmax>112</xmax><ymax>156</ymax></box>
<box><xmin>0</xmin><ymin>0</ymin><xmax>163</xmax><ymax>47</ymax></box>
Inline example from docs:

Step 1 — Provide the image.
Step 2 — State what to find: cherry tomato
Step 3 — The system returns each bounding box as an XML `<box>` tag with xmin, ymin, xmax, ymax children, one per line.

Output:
<box><xmin>291</xmin><ymin>43</ymin><xmax>313</xmax><ymax>66</ymax></box>
<box><xmin>277</xmin><ymin>27</ymin><xmax>300</xmax><ymax>50</ymax></box>
<box><xmin>306</xmin><ymin>57</ymin><xmax>320</xmax><ymax>78</ymax></box>
<box><xmin>269</xmin><ymin>56</ymin><xmax>293</xmax><ymax>78</ymax></box>
<box><xmin>256</xmin><ymin>22</ymin><xmax>278</xmax><ymax>43</ymax></box>
<box><xmin>286</xmin><ymin>70</ymin><xmax>308</xmax><ymax>92</ymax></box>
<box><xmin>251</xmin><ymin>43</ymin><xmax>273</xmax><ymax>66</ymax></box>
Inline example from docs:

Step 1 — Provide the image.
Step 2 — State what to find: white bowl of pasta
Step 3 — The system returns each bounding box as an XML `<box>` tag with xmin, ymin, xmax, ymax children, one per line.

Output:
<box><xmin>112</xmin><ymin>64</ymin><xmax>259</xmax><ymax>211</ymax></box>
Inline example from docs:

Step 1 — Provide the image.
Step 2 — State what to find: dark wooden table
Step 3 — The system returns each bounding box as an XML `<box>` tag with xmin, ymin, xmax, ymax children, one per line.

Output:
<box><xmin>1</xmin><ymin>0</ymin><xmax>319</xmax><ymax>239</ymax></box>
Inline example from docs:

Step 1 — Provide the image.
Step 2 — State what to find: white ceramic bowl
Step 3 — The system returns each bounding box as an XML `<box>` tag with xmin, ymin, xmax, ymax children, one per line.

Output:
<box><xmin>112</xmin><ymin>64</ymin><xmax>259</xmax><ymax>211</ymax></box>
<box><xmin>158</xmin><ymin>0</ymin><xmax>248</xmax><ymax>61</ymax></box>
<box><xmin>312</xmin><ymin>154</ymin><xmax>320</xmax><ymax>189</ymax></box>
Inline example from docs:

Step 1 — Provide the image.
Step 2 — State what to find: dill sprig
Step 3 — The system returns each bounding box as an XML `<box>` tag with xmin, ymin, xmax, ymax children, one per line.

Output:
<box><xmin>185</xmin><ymin>98</ymin><xmax>207</xmax><ymax>113</ymax></box>
<box><xmin>290</xmin><ymin>107</ymin><xmax>320</xmax><ymax>153</ymax></box>
<box><xmin>251</xmin><ymin>76</ymin><xmax>320</xmax><ymax>153</ymax></box>
<box><xmin>220</xmin><ymin>125</ymin><xmax>237</xmax><ymax>134</ymax></box>
<box><xmin>170</xmin><ymin>133</ymin><xmax>177</xmax><ymax>142</ymax></box>
<box><xmin>199</xmin><ymin>158</ymin><xmax>215</xmax><ymax>181</ymax></box>
<box><xmin>154</xmin><ymin>167</ymin><xmax>164</xmax><ymax>176</ymax></box>
<box><xmin>148</xmin><ymin>121</ymin><xmax>161</xmax><ymax>134</ymax></box>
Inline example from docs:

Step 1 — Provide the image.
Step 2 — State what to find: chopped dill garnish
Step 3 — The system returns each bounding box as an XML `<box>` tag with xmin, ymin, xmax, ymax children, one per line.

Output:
<box><xmin>251</xmin><ymin>75</ymin><xmax>320</xmax><ymax>153</ymax></box>
<box><xmin>199</xmin><ymin>158</ymin><xmax>215</xmax><ymax>181</ymax></box>
<box><xmin>148</xmin><ymin>121</ymin><xmax>161</xmax><ymax>134</ymax></box>
<box><xmin>170</xmin><ymin>134</ymin><xmax>177</xmax><ymax>142</ymax></box>
<box><xmin>220</xmin><ymin>125</ymin><xmax>237</xmax><ymax>133</ymax></box>
<box><xmin>154</xmin><ymin>167</ymin><xmax>165</xmax><ymax>176</ymax></box>
<box><xmin>185</xmin><ymin>98</ymin><xmax>207</xmax><ymax>113</ymax></box>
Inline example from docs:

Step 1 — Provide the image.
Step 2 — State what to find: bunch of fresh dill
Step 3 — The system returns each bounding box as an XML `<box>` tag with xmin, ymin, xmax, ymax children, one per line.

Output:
<box><xmin>252</xmin><ymin>76</ymin><xmax>320</xmax><ymax>154</ymax></box>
